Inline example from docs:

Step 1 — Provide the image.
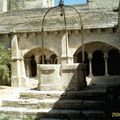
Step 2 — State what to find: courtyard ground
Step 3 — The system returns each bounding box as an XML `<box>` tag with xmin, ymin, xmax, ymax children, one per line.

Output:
<box><xmin>0</xmin><ymin>86</ymin><xmax>26</xmax><ymax>106</ymax></box>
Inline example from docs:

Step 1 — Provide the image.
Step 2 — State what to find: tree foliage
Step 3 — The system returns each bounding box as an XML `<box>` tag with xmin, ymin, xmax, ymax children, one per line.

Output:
<box><xmin>0</xmin><ymin>44</ymin><xmax>11</xmax><ymax>85</ymax></box>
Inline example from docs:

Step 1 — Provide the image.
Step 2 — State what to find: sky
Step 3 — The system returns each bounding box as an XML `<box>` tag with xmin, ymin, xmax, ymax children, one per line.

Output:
<box><xmin>54</xmin><ymin>0</ymin><xmax>87</xmax><ymax>6</ymax></box>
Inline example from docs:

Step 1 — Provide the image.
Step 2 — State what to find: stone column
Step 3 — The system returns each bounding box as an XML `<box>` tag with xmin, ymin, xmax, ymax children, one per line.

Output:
<box><xmin>19</xmin><ymin>58</ymin><xmax>28</xmax><ymax>86</ymax></box>
<box><xmin>11</xmin><ymin>34</ymin><xmax>28</xmax><ymax>87</ymax></box>
<box><xmin>24</xmin><ymin>59</ymin><xmax>31</xmax><ymax>77</ymax></box>
<box><xmin>61</xmin><ymin>31</ymin><xmax>69</xmax><ymax>64</ymax></box>
<box><xmin>46</xmin><ymin>57</ymin><xmax>50</xmax><ymax>64</ymax></box>
<box><xmin>35</xmin><ymin>56</ymin><xmax>40</xmax><ymax>64</ymax></box>
<box><xmin>11</xmin><ymin>34</ymin><xmax>21</xmax><ymax>87</ymax></box>
<box><xmin>57</xmin><ymin>55</ymin><xmax>61</xmax><ymax>64</ymax></box>
<box><xmin>88</xmin><ymin>54</ymin><xmax>93</xmax><ymax>77</ymax></box>
<box><xmin>104</xmin><ymin>53</ymin><xmax>109</xmax><ymax>76</ymax></box>
<box><xmin>35</xmin><ymin>56</ymin><xmax>40</xmax><ymax>78</ymax></box>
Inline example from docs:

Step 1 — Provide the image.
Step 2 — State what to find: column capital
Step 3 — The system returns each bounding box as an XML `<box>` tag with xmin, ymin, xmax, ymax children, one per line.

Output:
<box><xmin>88</xmin><ymin>54</ymin><xmax>93</xmax><ymax>60</ymax></box>
<box><xmin>104</xmin><ymin>53</ymin><xmax>108</xmax><ymax>59</ymax></box>
<box><xmin>35</xmin><ymin>56</ymin><xmax>39</xmax><ymax>64</ymax></box>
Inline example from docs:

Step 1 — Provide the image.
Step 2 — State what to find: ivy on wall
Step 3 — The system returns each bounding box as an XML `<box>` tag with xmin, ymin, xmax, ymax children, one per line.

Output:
<box><xmin>0</xmin><ymin>44</ymin><xmax>11</xmax><ymax>85</ymax></box>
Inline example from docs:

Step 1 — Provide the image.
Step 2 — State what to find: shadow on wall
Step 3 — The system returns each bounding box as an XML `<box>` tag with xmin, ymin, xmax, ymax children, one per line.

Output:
<box><xmin>33</xmin><ymin>63</ymin><xmax>105</xmax><ymax>120</ymax></box>
<box><xmin>34</xmin><ymin>63</ymin><xmax>120</xmax><ymax>120</ymax></box>
<box><xmin>35</xmin><ymin>63</ymin><xmax>87</xmax><ymax>120</ymax></box>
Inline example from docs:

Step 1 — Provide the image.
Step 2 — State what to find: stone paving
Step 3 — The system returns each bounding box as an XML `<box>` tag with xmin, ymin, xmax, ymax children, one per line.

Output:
<box><xmin>0</xmin><ymin>85</ymin><xmax>29</xmax><ymax>106</ymax></box>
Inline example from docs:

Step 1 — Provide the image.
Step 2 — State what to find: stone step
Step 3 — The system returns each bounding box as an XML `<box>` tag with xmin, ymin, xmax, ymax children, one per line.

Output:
<box><xmin>20</xmin><ymin>87</ymin><xmax>107</xmax><ymax>100</ymax></box>
<box><xmin>0</xmin><ymin>107</ymin><xmax>106</xmax><ymax>120</ymax></box>
<box><xmin>65</xmin><ymin>91</ymin><xmax>107</xmax><ymax>100</ymax></box>
<box><xmin>2</xmin><ymin>99</ymin><xmax>105</xmax><ymax>110</ymax></box>
<box><xmin>20</xmin><ymin>91</ymin><xmax>64</xmax><ymax>100</ymax></box>
<box><xmin>39</xmin><ymin>118</ymin><xmax>64</xmax><ymax>120</ymax></box>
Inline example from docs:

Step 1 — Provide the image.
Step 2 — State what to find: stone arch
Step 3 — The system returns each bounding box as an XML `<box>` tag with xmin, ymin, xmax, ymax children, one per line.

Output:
<box><xmin>73</xmin><ymin>41</ymin><xmax>120</xmax><ymax>77</ymax></box>
<box><xmin>50</xmin><ymin>54</ymin><xmax>58</xmax><ymax>64</ymax></box>
<box><xmin>108</xmin><ymin>49</ymin><xmax>120</xmax><ymax>75</ymax></box>
<box><xmin>24</xmin><ymin>47</ymin><xmax>58</xmax><ymax>77</ymax></box>
<box><xmin>39</xmin><ymin>55</ymin><xmax>47</xmax><ymax>64</ymax></box>
<box><xmin>24</xmin><ymin>55</ymin><xmax>37</xmax><ymax>78</ymax></box>
<box><xmin>84</xmin><ymin>38</ymin><xmax>120</xmax><ymax>51</ymax></box>
<box><xmin>73</xmin><ymin>41</ymin><xmax>115</xmax><ymax>58</ymax></box>
<box><xmin>92</xmin><ymin>50</ymin><xmax>105</xmax><ymax>76</ymax></box>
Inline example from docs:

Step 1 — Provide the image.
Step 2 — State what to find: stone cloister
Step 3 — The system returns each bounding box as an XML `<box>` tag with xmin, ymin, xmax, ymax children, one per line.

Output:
<box><xmin>0</xmin><ymin>0</ymin><xmax>119</xmax><ymax>90</ymax></box>
<box><xmin>11</xmin><ymin>26</ymin><xmax>120</xmax><ymax>89</ymax></box>
<box><xmin>23</xmin><ymin>41</ymin><xmax>120</xmax><ymax>78</ymax></box>
<box><xmin>0</xmin><ymin>0</ymin><xmax>120</xmax><ymax>119</ymax></box>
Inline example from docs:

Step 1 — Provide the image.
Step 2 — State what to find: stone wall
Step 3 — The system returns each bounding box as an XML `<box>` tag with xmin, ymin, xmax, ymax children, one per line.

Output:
<box><xmin>8</xmin><ymin>28</ymin><xmax>120</xmax><ymax>87</ymax></box>
<box><xmin>0</xmin><ymin>7</ymin><xmax>118</xmax><ymax>33</ymax></box>
<box><xmin>9</xmin><ymin>0</ymin><xmax>43</xmax><ymax>11</ymax></box>
<box><xmin>89</xmin><ymin>0</ymin><xmax>119</xmax><ymax>9</ymax></box>
<box><xmin>18</xmin><ymin>29</ymin><xmax>120</xmax><ymax>58</ymax></box>
<box><xmin>0</xmin><ymin>0</ymin><xmax>54</xmax><ymax>12</ymax></box>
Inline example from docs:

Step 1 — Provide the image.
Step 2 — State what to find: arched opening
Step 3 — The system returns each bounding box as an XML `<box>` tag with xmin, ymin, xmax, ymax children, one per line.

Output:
<box><xmin>74</xmin><ymin>52</ymin><xmax>89</xmax><ymax>76</ymax></box>
<box><xmin>40</xmin><ymin>55</ymin><xmax>47</xmax><ymax>64</ymax></box>
<box><xmin>30</xmin><ymin>55</ymin><xmax>37</xmax><ymax>77</ymax></box>
<box><xmin>50</xmin><ymin>54</ymin><xmax>57</xmax><ymax>64</ymax></box>
<box><xmin>92</xmin><ymin>50</ymin><xmax>105</xmax><ymax>76</ymax></box>
<box><xmin>24</xmin><ymin>55</ymin><xmax>37</xmax><ymax>78</ymax></box>
<box><xmin>108</xmin><ymin>49</ymin><xmax>120</xmax><ymax>75</ymax></box>
<box><xmin>24</xmin><ymin>48</ymin><xmax>57</xmax><ymax>78</ymax></box>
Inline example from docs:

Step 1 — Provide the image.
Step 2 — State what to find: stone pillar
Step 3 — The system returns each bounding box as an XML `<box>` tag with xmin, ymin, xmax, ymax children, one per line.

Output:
<box><xmin>11</xmin><ymin>34</ymin><xmax>28</xmax><ymax>87</ymax></box>
<box><xmin>57</xmin><ymin>55</ymin><xmax>61</xmax><ymax>64</ymax></box>
<box><xmin>24</xmin><ymin>59</ymin><xmax>30</xmax><ymax>77</ymax></box>
<box><xmin>88</xmin><ymin>54</ymin><xmax>93</xmax><ymax>77</ymax></box>
<box><xmin>2</xmin><ymin>0</ymin><xmax>7</xmax><ymax>12</ymax></box>
<box><xmin>19</xmin><ymin>58</ymin><xmax>28</xmax><ymax>86</ymax></box>
<box><xmin>35</xmin><ymin>56</ymin><xmax>40</xmax><ymax>79</ymax></box>
<box><xmin>104</xmin><ymin>53</ymin><xmax>109</xmax><ymax>76</ymax></box>
<box><xmin>61</xmin><ymin>31</ymin><xmax>69</xmax><ymax>64</ymax></box>
<box><xmin>35</xmin><ymin>56</ymin><xmax>40</xmax><ymax>64</ymax></box>
<box><xmin>46</xmin><ymin>57</ymin><xmax>50</xmax><ymax>64</ymax></box>
<box><xmin>11</xmin><ymin>34</ymin><xmax>21</xmax><ymax>87</ymax></box>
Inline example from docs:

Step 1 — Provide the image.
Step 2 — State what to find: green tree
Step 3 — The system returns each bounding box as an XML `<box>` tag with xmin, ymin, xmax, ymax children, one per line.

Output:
<box><xmin>0</xmin><ymin>44</ymin><xmax>11</xmax><ymax>85</ymax></box>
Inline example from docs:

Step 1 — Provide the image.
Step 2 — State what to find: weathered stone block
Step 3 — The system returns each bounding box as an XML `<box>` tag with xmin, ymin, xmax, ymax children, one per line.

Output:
<box><xmin>37</xmin><ymin>64</ymin><xmax>62</xmax><ymax>91</ymax></box>
<box><xmin>37</xmin><ymin>64</ymin><xmax>86</xmax><ymax>91</ymax></box>
<box><xmin>62</xmin><ymin>63</ymin><xmax>86</xmax><ymax>91</ymax></box>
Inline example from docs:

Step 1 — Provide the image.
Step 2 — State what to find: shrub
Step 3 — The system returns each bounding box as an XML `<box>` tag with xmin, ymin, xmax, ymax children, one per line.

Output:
<box><xmin>0</xmin><ymin>44</ymin><xmax>11</xmax><ymax>85</ymax></box>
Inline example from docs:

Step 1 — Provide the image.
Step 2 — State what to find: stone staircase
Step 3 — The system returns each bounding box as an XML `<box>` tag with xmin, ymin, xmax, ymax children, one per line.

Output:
<box><xmin>0</xmin><ymin>85</ymin><xmax>120</xmax><ymax>120</ymax></box>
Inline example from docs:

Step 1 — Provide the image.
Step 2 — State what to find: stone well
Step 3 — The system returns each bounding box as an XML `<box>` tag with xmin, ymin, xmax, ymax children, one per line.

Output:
<box><xmin>37</xmin><ymin>63</ymin><xmax>86</xmax><ymax>91</ymax></box>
